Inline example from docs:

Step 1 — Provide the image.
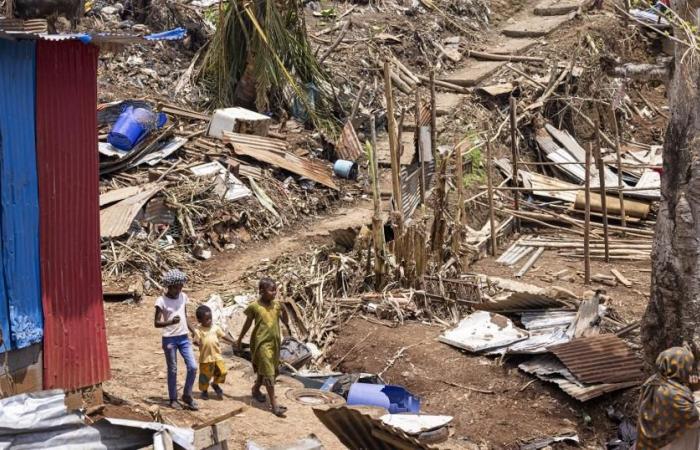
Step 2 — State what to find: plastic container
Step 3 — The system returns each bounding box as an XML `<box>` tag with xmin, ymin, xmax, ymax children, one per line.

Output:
<box><xmin>108</xmin><ymin>106</ymin><xmax>167</xmax><ymax>151</ymax></box>
<box><xmin>346</xmin><ymin>383</ymin><xmax>420</xmax><ymax>414</ymax></box>
<box><xmin>333</xmin><ymin>159</ymin><xmax>358</xmax><ymax>180</ymax></box>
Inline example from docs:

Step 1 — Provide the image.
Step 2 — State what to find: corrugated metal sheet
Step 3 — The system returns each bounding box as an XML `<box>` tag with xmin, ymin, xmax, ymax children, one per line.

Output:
<box><xmin>224</xmin><ymin>131</ymin><xmax>338</xmax><ymax>190</ymax></box>
<box><xmin>474</xmin><ymin>292</ymin><xmax>566</xmax><ymax>312</ymax></box>
<box><xmin>336</xmin><ymin>121</ymin><xmax>362</xmax><ymax>161</ymax></box>
<box><xmin>0</xmin><ymin>39</ymin><xmax>44</xmax><ymax>350</ymax></box>
<box><xmin>0</xmin><ymin>27</ymin><xmax>186</xmax><ymax>44</ymax></box>
<box><xmin>519</xmin><ymin>355</ymin><xmax>639</xmax><ymax>402</ymax></box>
<box><xmin>313</xmin><ymin>405</ymin><xmax>436</xmax><ymax>449</ymax></box>
<box><xmin>100</xmin><ymin>183</ymin><xmax>163</xmax><ymax>238</ymax></box>
<box><xmin>36</xmin><ymin>40</ymin><xmax>110</xmax><ymax>390</ymax></box>
<box><xmin>549</xmin><ymin>334</ymin><xmax>643</xmax><ymax>384</ymax></box>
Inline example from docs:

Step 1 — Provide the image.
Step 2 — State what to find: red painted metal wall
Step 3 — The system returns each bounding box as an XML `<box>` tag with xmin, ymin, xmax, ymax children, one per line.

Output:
<box><xmin>35</xmin><ymin>41</ymin><xmax>110</xmax><ymax>390</ymax></box>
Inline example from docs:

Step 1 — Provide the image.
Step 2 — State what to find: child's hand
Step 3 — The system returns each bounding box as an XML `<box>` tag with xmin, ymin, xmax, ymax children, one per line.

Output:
<box><xmin>170</xmin><ymin>316</ymin><xmax>181</xmax><ymax>325</ymax></box>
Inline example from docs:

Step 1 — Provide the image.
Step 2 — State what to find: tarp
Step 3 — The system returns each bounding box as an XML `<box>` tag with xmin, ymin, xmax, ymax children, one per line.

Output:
<box><xmin>0</xmin><ymin>39</ymin><xmax>43</xmax><ymax>350</ymax></box>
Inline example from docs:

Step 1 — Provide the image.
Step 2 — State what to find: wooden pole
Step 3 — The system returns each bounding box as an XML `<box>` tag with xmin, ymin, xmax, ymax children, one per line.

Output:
<box><xmin>429</xmin><ymin>67</ymin><xmax>437</xmax><ymax>160</ymax></box>
<box><xmin>610</xmin><ymin>103</ymin><xmax>627</xmax><ymax>230</ymax></box>
<box><xmin>509</xmin><ymin>95</ymin><xmax>520</xmax><ymax>232</ymax></box>
<box><xmin>594</xmin><ymin>124</ymin><xmax>610</xmax><ymax>263</ymax></box>
<box><xmin>486</xmin><ymin>137</ymin><xmax>497</xmax><ymax>257</ymax></box>
<box><xmin>452</xmin><ymin>143</ymin><xmax>466</xmax><ymax>264</ymax></box>
<box><xmin>348</xmin><ymin>81</ymin><xmax>366</xmax><ymax>124</ymax></box>
<box><xmin>370</xmin><ymin>115</ymin><xmax>386</xmax><ymax>289</ymax></box>
<box><xmin>383</xmin><ymin>61</ymin><xmax>403</xmax><ymax>223</ymax></box>
<box><xmin>584</xmin><ymin>143</ymin><xmax>592</xmax><ymax>284</ymax></box>
<box><xmin>415</xmin><ymin>90</ymin><xmax>426</xmax><ymax>205</ymax></box>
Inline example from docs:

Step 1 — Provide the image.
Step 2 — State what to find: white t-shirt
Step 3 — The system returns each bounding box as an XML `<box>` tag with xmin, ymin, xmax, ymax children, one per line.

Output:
<box><xmin>155</xmin><ymin>293</ymin><xmax>189</xmax><ymax>337</ymax></box>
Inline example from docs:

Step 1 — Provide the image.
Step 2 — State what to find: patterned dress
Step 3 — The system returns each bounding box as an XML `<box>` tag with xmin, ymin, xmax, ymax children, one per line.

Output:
<box><xmin>244</xmin><ymin>300</ymin><xmax>282</xmax><ymax>382</ymax></box>
<box><xmin>636</xmin><ymin>347</ymin><xmax>699</xmax><ymax>449</ymax></box>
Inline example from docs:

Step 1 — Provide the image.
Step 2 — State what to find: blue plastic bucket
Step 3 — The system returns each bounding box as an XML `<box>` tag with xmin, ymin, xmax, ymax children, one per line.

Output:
<box><xmin>333</xmin><ymin>159</ymin><xmax>358</xmax><ymax>180</ymax></box>
<box><xmin>346</xmin><ymin>383</ymin><xmax>420</xmax><ymax>414</ymax></box>
<box><xmin>108</xmin><ymin>107</ymin><xmax>166</xmax><ymax>151</ymax></box>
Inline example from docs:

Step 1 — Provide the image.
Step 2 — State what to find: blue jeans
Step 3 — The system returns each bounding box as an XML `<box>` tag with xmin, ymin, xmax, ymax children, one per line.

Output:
<box><xmin>162</xmin><ymin>334</ymin><xmax>197</xmax><ymax>401</ymax></box>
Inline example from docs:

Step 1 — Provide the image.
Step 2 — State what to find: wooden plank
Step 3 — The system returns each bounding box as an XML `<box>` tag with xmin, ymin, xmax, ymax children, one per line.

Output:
<box><xmin>193</xmin><ymin>405</ymin><xmax>246</xmax><ymax>449</ymax></box>
<box><xmin>611</xmin><ymin>269</ymin><xmax>633</xmax><ymax>287</ymax></box>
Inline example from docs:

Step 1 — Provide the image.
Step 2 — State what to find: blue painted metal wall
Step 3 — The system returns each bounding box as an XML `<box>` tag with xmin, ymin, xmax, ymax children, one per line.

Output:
<box><xmin>0</xmin><ymin>39</ymin><xmax>43</xmax><ymax>350</ymax></box>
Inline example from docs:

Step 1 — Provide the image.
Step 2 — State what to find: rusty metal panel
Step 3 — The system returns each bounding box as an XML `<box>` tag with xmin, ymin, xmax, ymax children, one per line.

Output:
<box><xmin>474</xmin><ymin>292</ymin><xmax>567</xmax><ymax>312</ymax></box>
<box><xmin>549</xmin><ymin>334</ymin><xmax>643</xmax><ymax>384</ymax></box>
<box><xmin>36</xmin><ymin>41</ymin><xmax>110</xmax><ymax>390</ymax></box>
<box><xmin>224</xmin><ymin>131</ymin><xmax>338</xmax><ymax>190</ymax></box>
<box><xmin>336</xmin><ymin>121</ymin><xmax>362</xmax><ymax>161</ymax></box>
<box><xmin>313</xmin><ymin>405</ymin><xmax>436</xmax><ymax>450</ymax></box>
<box><xmin>519</xmin><ymin>355</ymin><xmax>639</xmax><ymax>402</ymax></box>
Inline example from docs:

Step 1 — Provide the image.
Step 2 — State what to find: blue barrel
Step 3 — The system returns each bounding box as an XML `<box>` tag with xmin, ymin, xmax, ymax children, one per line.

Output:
<box><xmin>333</xmin><ymin>159</ymin><xmax>358</xmax><ymax>180</ymax></box>
<box><xmin>347</xmin><ymin>383</ymin><xmax>420</xmax><ymax>413</ymax></box>
<box><xmin>108</xmin><ymin>107</ymin><xmax>166</xmax><ymax>151</ymax></box>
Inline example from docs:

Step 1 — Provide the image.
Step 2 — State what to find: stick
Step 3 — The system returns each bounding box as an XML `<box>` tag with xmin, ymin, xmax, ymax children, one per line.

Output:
<box><xmin>378</xmin><ymin>343</ymin><xmax>421</xmax><ymax>378</ymax></box>
<box><xmin>610</xmin><ymin>103</ymin><xmax>627</xmax><ymax>231</ymax></box>
<box><xmin>430</xmin><ymin>68</ymin><xmax>438</xmax><ymax>160</ymax></box>
<box><xmin>391</xmin><ymin>57</ymin><xmax>420</xmax><ymax>85</ymax></box>
<box><xmin>611</xmin><ymin>268</ymin><xmax>633</xmax><ymax>287</ymax></box>
<box><xmin>584</xmin><ymin>143</ymin><xmax>592</xmax><ymax>285</ymax></box>
<box><xmin>348</xmin><ymin>81</ymin><xmax>366</xmax><ymax>124</ymax></box>
<box><xmin>383</xmin><ymin>61</ymin><xmax>403</xmax><ymax>220</ymax></box>
<box><xmin>515</xmin><ymin>246</ymin><xmax>545</xmax><ymax>278</ymax></box>
<box><xmin>486</xmin><ymin>136</ymin><xmax>497</xmax><ymax>257</ymax></box>
<box><xmin>370</xmin><ymin>116</ymin><xmax>386</xmax><ymax>289</ymax></box>
<box><xmin>430</xmin><ymin>378</ymin><xmax>495</xmax><ymax>395</ymax></box>
<box><xmin>332</xmin><ymin>331</ymin><xmax>373</xmax><ymax>370</ymax></box>
<box><xmin>416</xmin><ymin>75</ymin><xmax>470</xmax><ymax>93</ymax></box>
<box><xmin>509</xmin><ymin>96</ymin><xmax>520</xmax><ymax>232</ymax></box>
<box><xmin>594</xmin><ymin>124</ymin><xmax>610</xmax><ymax>263</ymax></box>
<box><xmin>415</xmin><ymin>90</ymin><xmax>426</xmax><ymax>205</ymax></box>
<box><xmin>390</xmin><ymin>69</ymin><xmax>413</xmax><ymax>95</ymax></box>
<box><xmin>466</xmin><ymin>50</ymin><xmax>545</xmax><ymax>63</ymax></box>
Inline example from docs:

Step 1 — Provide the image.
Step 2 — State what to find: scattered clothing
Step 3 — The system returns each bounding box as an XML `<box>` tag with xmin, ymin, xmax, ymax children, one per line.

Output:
<box><xmin>245</xmin><ymin>300</ymin><xmax>283</xmax><ymax>383</ymax></box>
<box><xmin>162</xmin><ymin>269</ymin><xmax>188</xmax><ymax>286</ymax></box>
<box><xmin>636</xmin><ymin>347</ymin><xmax>699</xmax><ymax>450</ymax></box>
<box><xmin>199</xmin><ymin>360</ymin><xmax>227</xmax><ymax>393</ymax></box>
<box><xmin>155</xmin><ymin>293</ymin><xmax>189</xmax><ymax>338</ymax></box>
<box><xmin>162</xmin><ymin>334</ymin><xmax>197</xmax><ymax>402</ymax></box>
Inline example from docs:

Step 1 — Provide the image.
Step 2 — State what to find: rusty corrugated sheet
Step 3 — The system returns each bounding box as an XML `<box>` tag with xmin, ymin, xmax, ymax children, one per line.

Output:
<box><xmin>519</xmin><ymin>355</ymin><xmax>639</xmax><ymax>402</ymax></box>
<box><xmin>336</xmin><ymin>121</ymin><xmax>362</xmax><ymax>161</ymax></box>
<box><xmin>0</xmin><ymin>18</ymin><xmax>47</xmax><ymax>33</ymax></box>
<box><xmin>418</xmin><ymin>104</ymin><xmax>431</xmax><ymax>126</ymax></box>
<box><xmin>313</xmin><ymin>405</ymin><xmax>436</xmax><ymax>450</ymax></box>
<box><xmin>36</xmin><ymin>40</ymin><xmax>110</xmax><ymax>390</ymax></box>
<box><xmin>223</xmin><ymin>131</ymin><xmax>338</xmax><ymax>190</ymax></box>
<box><xmin>549</xmin><ymin>334</ymin><xmax>643</xmax><ymax>384</ymax></box>
<box><xmin>474</xmin><ymin>292</ymin><xmax>567</xmax><ymax>312</ymax></box>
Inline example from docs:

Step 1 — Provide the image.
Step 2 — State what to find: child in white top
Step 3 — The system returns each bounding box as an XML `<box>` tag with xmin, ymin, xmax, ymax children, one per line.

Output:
<box><xmin>154</xmin><ymin>269</ymin><xmax>198</xmax><ymax>410</ymax></box>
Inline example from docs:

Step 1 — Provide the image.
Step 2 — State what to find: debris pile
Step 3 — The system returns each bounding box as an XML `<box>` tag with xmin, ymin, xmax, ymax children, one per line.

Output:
<box><xmin>98</xmin><ymin>101</ymin><xmax>352</xmax><ymax>291</ymax></box>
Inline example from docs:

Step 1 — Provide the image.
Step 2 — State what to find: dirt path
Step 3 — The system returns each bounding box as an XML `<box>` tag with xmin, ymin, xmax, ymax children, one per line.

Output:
<box><xmin>103</xmin><ymin>201</ymin><xmax>373</xmax><ymax>449</ymax></box>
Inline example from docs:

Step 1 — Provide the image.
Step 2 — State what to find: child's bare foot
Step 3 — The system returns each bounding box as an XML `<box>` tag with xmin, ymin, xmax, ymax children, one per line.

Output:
<box><xmin>272</xmin><ymin>405</ymin><xmax>287</xmax><ymax>417</ymax></box>
<box><xmin>200</xmin><ymin>391</ymin><xmax>209</xmax><ymax>400</ymax></box>
<box><xmin>212</xmin><ymin>384</ymin><xmax>224</xmax><ymax>400</ymax></box>
<box><xmin>169</xmin><ymin>400</ymin><xmax>183</xmax><ymax>410</ymax></box>
<box><xmin>252</xmin><ymin>390</ymin><xmax>266</xmax><ymax>403</ymax></box>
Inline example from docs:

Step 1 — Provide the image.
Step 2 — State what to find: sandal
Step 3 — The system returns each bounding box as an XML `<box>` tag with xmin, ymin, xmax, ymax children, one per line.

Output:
<box><xmin>272</xmin><ymin>405</ymin><xmax>288</xmax><ymax>417</ymax></box>
<box><xmin>252</xmin><ymin>390</ymin><xmax>266</xmax><ymax>403</ymax></box>
<box><xmin>212</xmin><ymin>384</ymin><xmax>224</xmax><ymax>400</ymax></box>
<box><xmin>181</xmin><ymin>395</ymin><xmax>199</xmax><ymax>411</ymax></box>
<box><xmin>169</xmin><ymin>400</ymin><xmax>183</xmax><ymax>410</ymax></box>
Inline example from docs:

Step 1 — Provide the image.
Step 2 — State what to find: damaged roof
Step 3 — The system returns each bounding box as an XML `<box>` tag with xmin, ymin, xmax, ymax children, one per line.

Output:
<box><xmin>549</xmin><ymin>334</ymin><xmax>644</xmax><ymax>384</ymax></box>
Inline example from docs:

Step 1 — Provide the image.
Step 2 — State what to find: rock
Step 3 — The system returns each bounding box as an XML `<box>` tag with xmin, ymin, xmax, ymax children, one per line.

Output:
<box><xmin>100</xmin><ymin>5</ymin><xmax>119</xmax><ymax>15</ymax></box>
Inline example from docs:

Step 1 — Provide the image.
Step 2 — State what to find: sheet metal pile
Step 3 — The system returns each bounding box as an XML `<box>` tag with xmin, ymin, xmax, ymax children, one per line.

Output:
<box><xmin>437</xmin><ymin>279</ymin><xmax>645</xmax><ymax>402</ymax></box>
